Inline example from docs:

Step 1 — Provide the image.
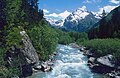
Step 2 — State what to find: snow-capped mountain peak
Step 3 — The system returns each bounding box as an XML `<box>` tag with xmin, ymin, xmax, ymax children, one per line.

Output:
<box><xmin>66</xmin><ymin>7</ymin><xmax>90</xmax><ymax>23</ymax></box>
<box><xmin>46</xmin><ymin>18</ymin><xmax>64</xmax><ymax>27</ymax></box>
<box><xmin>46</xmin><ymin>6</ymin><xmax>104</xmax><ymax>29</ymax></box>
<box><xmin>63</xmin><ymin>7</ymin><xmax>101</xmax><ymax>32</ymax></box>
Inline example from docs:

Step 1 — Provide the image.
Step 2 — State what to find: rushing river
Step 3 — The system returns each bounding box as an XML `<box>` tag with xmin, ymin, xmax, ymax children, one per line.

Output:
<box><xmin>29</xmin><ymin>44</ymin><xmax>108</xmax><ymax>78</ymax></box>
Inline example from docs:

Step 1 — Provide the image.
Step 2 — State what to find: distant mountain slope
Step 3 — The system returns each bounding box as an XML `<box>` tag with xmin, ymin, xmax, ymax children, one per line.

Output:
<box><xmin>88</xmin><ymin>6</ymin><xmax>120</xmax><ymax>39</ymax></box>
<box><xmin>63</xmin><ymin>6</ymin><xmax>103</xmax><ymax>32</ymax></box>
<box><xmin>47</xmin><ymin>6</ymin><xmax>104</xmax><ymax>32</ymax></box>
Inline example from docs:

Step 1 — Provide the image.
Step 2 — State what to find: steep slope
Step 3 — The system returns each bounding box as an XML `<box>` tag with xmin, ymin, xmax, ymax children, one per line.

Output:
<box><xmin>0</xmin><ymin>0</ymin><xmax>58</xmax><ymax>78</ymax></box>
<box><xmin>88</xmin><ymin>6</ymin><xmax>120</xmax><ymax>39</ymax></box>
<box><xmin>63</xmin><ymin>7</ymin><xmax>100</xmax><ymax>32</ymax></box>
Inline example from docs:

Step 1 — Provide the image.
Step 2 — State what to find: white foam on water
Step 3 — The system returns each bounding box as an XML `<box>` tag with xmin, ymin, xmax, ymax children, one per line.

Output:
<box><xmin>43</xmin><ymin>44</ymin><xmax>93</xmax><ymax>78</ymax></box>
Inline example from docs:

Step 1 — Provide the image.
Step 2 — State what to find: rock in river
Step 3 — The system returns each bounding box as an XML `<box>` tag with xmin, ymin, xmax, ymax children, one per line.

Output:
<box><xmin>88</xmin><ymin>55</ymin><xmax>115</xmax><ymax>73</ymax></box>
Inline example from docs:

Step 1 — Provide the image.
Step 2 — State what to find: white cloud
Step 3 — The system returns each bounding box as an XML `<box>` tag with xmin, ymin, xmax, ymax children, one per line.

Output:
<box><xmin>43</xmin><ymin>9</ymin><xmax>49</xmax><ymax>14</ymax></box>
<box><xmin>45</xmin><ymin>10</ymin><xmax>71</xmax><ymax>19</ymax></box>
<box><xmin>98</xmin><ymin>5</ymin><xmax>118</xmax><ymax>14</ymax></box>
<box><xmin>109</xmin><ymin>0</ymin><xmax>120</xmax><ymax>4</ymax></box>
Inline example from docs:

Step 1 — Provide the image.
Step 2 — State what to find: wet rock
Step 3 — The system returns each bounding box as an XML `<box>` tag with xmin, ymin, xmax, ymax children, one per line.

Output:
<box><xmin>88</xmin><ymin>55</ymin><xmax>116</xmax><ymax>73</ymax></box>
<box><xmin>88</xmin><ymin>57</ymin><xmax>99</xmax><ymax>68</ymax></box>
<box><xmin>88</xmin><ymin>57</ymin><xmax>95</xmax><ymax>63</ymax></box>
<box><xmin>97</xmin><ymin>55</ymin><xmax>115</xmax><ymax>68</ymax></box>
<box><xmin>44</xmin><ymin>66</ymin><xmax>52</xmax><ymax>72</ymax></box>
<box><xmin>33</xmin><ymin>65</ymin><xmax>42</xmax><ymax>70</ymax></box>
<box><xmin>107</xmin><ymin>70</ymin><xmax>120</xmax><ymax>78</ymax></box>
<box><xmin>47</xmin><ymin>61</ymin><xmax>54</xmax><ymax>66</ymax></box>
<box><xmin>40</xmin><ymin>64</ymin><xmax>52</xmax><ymax>72</ymax></box>
<box><xmin>83</xmin><ymin>49</ymin><xmax>94</xmax><ymax>57</ymax></box>
<box><xmin>80</xmin><ymin>47</ymin><xmax>85</xmax><ymax>51</ymax></box>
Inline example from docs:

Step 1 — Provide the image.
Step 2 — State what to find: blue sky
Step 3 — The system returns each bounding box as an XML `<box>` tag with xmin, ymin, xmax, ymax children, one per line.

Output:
<box><xmin>38</xmin><ymin>0</ymin><xmax>120</xmax><ymax>20</ymax></box>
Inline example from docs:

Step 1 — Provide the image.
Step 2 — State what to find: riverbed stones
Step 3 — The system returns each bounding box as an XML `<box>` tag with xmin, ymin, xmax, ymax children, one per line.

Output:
<box><xmin>41</xmin><ymin>63</ymin><xmax>52</xmax><ymax>72</ymax></box>
<box><xmin>97</xmin><ymin>54</ymin><xmax>115</xmax><ymax>68</ymax></box>
<box><xmin>87</xmin><ymin>54</ymin><xmax>118</xmax><ymax>73</ymax></box>
<box><xmin>83</xmin><ymin>50</ymin><xmax>94</xmax><ymax>57</ymax></box>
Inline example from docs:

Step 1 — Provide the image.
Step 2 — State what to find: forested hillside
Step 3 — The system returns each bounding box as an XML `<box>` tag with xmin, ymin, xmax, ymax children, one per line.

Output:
<box><xmin>78</xmin><ymin>6</ymin><xmax>120</xmax><ymax>66</ymax></box>
<box><xmin>0</xmin><ymin>0</ymin><xmax>58</xmax><ymax>77</ymax></box>
<box><xmin>88</xmin><ymin>6</ymin><xmax>120</xmax><ymax>39</ymax></box>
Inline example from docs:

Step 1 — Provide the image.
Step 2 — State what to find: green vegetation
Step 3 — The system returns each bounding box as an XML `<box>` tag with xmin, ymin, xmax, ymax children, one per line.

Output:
<box><xmin>85</xmin><ymin>6</ymin><xmax>120</xmax><ymax>63</ymax></box>
<box><xmin>28</xmin><ymin>20</ymin><xmax>58</xmax><ymax>60</ymax></box>
<box><xmin>0</xmin><ymin>48</ymin><xmax>20</xmax><ymax>78</ymax></box>
<box><xmin>79</xmin><ymin>39</ymin><xmax>120</xmax><ymax>60</ymax></box>
<box><xmin>56</xmin><ymin>29</ymin><xmax>73</xmax><ymax>44</ymax></box>
<box><xmin>55</xmin><ymin>28</ymin><xmax>88</xmax><ymax>44</ymax></box>
<box><xmin>6</xmin><ymin>27</ymin><xmax>22</xmax><ymax>49</ymax></box>
<box><xmin>0</xmin><ymin>0</ymin><xmax>119</xmax><ymax>77</ymax></box>
<box><xmin>0</xmin><ymin>0</ymin><xmax>58</xmax><ymax>77</ymax></box>
<box><xmin>88</xmin><ymin>6</ymin><xmax>120</xmax><ymax>39</ymax></box>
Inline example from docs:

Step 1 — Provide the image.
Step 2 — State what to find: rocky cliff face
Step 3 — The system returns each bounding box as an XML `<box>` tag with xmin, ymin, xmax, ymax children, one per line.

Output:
<box><xmin>5</xmin><ymin>31</ymin><xmax>40</xmax><ymax>77</ymax></box>
<box><xmin>20</xmin><ymin>31</ymin><xmax>39</xmax><ymax>65</ymax></box>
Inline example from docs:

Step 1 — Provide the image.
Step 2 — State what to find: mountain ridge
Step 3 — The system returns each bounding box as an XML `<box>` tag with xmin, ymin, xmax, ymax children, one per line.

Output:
<box><xmin>47</xmin><ymin>7</ymin><xmax>105</xmax><ymax>32</ymax></box>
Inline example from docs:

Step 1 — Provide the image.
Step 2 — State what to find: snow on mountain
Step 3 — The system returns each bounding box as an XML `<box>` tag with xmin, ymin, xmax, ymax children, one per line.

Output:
<box><xmin>63</xmin><ymin>6</ymin><xmax>101</xmax><ymax>32</ymax></box>
<box><xmin>67</xmin><ymin>6</ymin><xmax>90</xmax><ymax>22</ymax></box>
<box><xmin>46</xmin><ymin>18</ymin><xmax>64</xmax><ymax>27</ymax></box>
<box><xmin>92</xmin><ymin>11</ymin><xmax>106</xmax><ymax>19</ymax></box>
<box><xmin>65</xmin><ymin>6</ymin><xmax>103</xmax><ymax>23</ymax></box>
<box><xmin>46</xmin><ymin>6</ymin><xmax>105</xmax><ymax>31</ymax></box>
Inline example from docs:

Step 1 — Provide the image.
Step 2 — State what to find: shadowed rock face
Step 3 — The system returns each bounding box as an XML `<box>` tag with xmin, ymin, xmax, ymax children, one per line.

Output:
<box><xmin>5</xmin><ymin>31</ymin><xmax>40</xmax><ymax>77</ymax></box>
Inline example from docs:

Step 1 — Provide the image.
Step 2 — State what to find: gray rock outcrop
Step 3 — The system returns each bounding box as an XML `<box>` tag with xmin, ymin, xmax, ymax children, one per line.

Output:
<box><xmin>20</xmin><ymin>31</ymin><xmax>39</xmax><ymax>65</ymax></box>
<box><xmin>5</xmin><ymin>31</ymin><xmax>40</xmax><ymax>77</ymax></box>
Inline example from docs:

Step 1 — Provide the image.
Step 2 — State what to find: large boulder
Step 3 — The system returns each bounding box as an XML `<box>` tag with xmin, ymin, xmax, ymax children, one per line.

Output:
<box><xmin>97</xmin><ymin>55</ymin><xmax>115</xmax><ymax>68</ymax></box>
<box><xmin>20</xmin><ymin>31</ymin><xmax>39</xmax><ymax>65</ymax></box>
<box><xmin>5</xmin><ymin>31</ymin><xmax>40</xmax><ymax>77</ymax></box>
<box><xmin>89</xmin><ymin>55</ymin><xmax>116</xmax><ymax>73</ymax></box>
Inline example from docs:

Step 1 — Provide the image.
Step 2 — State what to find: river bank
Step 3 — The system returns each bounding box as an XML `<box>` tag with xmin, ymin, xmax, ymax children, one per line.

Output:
<box><xmin>31</xmin><ymin>52</ymin><xmax>57</xmax><ymax>73</ymax></box>
<box><xmin>69</xmin><ymin>43</ymin><xmax>120</xmax><ymax>78</ymax></box>
<box><xmin>29</xmin><ymin>44</ymin><xmax>110</xmax><ymax>78</ymax></box>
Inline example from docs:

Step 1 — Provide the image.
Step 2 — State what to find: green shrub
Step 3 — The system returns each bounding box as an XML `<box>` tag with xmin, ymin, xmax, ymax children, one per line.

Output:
<box><xmin>6</xmin><ymin>27</ymin><xmax>22</xmax><ymax>49</ymax></box>
<box><xmin>0</xmin><ymin>48</ymin><xmax>5</xmax><ymax>66</ymax></box>
<box><xmin>28</xmin><ymin>20</ymin><xmax>58</xmax><ymax>60</ymax></box>
<box><xmin>80</xmin><ymin>39</ymin><xmax>120</xmax><ymax>59</ymax></box>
